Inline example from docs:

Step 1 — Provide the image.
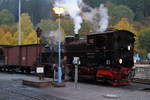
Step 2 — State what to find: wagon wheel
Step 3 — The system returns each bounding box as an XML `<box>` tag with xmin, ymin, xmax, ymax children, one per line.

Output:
<box><xmin>128</xmin><ymin>69</ymin><xmax>135</xmax><ymax>81</ymax></box>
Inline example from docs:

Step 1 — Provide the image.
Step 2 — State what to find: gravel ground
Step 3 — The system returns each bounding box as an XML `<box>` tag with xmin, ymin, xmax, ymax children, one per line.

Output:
<box><xmin>0</xmin><ymin>72</ymin><xmax>150</xmax><ymax>100</ymax></box>
<box><xmin>0</xmin><ymin>73</ymin><xmax>65</xmax><ymax>100</ymax></box>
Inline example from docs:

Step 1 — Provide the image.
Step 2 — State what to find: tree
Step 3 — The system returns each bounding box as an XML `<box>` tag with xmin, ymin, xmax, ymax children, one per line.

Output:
<box><xmin>132</xmin><ymin>21</ymin><xmax>143</xmax><ymax>32</ymax></box>
<box><xmin>37</xmin><ymin>19</ymin><xmax>68</xmax><ymax>43</ymax></box>
<box><xmin>0</xmin><ymin>9</ymin><xmax>15</xmax><ymax>26</ymax></box>
<box><xmin>18</xmin><ymin>13</ymin><xmax>36</xmax><ymax>45</ymax></box>
<box><xmin>0</xmin><ymin>23</ymin><xmax>17</xmax><ymax>45</ymax></box>
<box><xmin>110</xmin><ymin>5</ymin><xmax>135</xmax><ymax>24</ymax></box>
<box><xmin>0</xmin><ymin>27</ymin><xmax>4</xmax><ymax>34</ymax></box>
<box><xmin>3</xmin><ymin>32</ymin><xmax>14</xmax><ymax>44</ymax></box>
<box><xmin>138</xmin><ymin>27</ymin><xmax>150</xmax><ymax>52</ymax></box>
<box><xmin>0</xmin><ymin>0</ymin><xmax>53</xmax><ymax>25</ymax></box>
<box><xmin>83</xmin><ymin>0</ymin><xmax>104</xmax><ymax>8</ymax></box>
<box><xmin>52</xmin><ymin>27</ymin><xmax>65</xmax><ymax>43</ymax></box>
<box><xmin>60</xmin><ymin>18</ymin><xmax>74</xmax><ymax>36</ymax></box>
<box><xmin>0</xmin><ymin>30</ymin><xmax>13</xmax><ymax>45</ymax></box>
<box><xmin>21</xmin><ymin>13</ymin><xmax>34</xmax><ymax>36</ymax></box>
<box><xmin>143</xmin><ymin>16</ymin><xmax>150</xmax><ymax>26</ymax></box>
<box><xmin>0</xmin><ymin>24</ymin><xmax>11</xmax><ymax>33</ymax></box>
<box><xmin>79</xmin><ymin>20</ymin><xmax>94</xmax><ymax>37</ymax></box>
<box><xmin>37</xmin><ymin>19</ymin><xmax>58</xmax><ymax>34</ymax></box>
<box><xmin>136</xmin><ymin>27</ymin><xmax>150</xmax><ymax>59</ymax></box>
<box><xmin>7</xmin><ymin>13</ymin><xmax>38</xmax><ymax>45</ymax></box>
<box><xmin>24</xmin><ymin>31</ymin><xmax>38</xmax><ymax>44</ymax></box>
<box><xmin>0</xmin><ymin>35</ymin><xmax>9</xmax><ymax>45</ymax></box>
<box><xmin>22</xmin><ymin>0</ymin><xmax>52</xmax><ymax>25</ymax></box>
<box><xmin>37</xmin><ymin>19</ymin><xmax>57</xmax><ymax>44</ymax></box>
<box><xmin>114</xmin><ymin>18</ymin><xmax>137</xmax><ymax>34</ymax></box>
<box><xmin>12</xmin><ymin>32</ymin><xmax>20</xmax><ymax>45</ymax></box>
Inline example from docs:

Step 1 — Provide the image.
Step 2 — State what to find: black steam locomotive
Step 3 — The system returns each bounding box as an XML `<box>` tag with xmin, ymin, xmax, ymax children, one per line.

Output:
<box><xmin>65</xmin><ymin>30</ymin><xmax>135</xmax><ymax>86</ymax></box>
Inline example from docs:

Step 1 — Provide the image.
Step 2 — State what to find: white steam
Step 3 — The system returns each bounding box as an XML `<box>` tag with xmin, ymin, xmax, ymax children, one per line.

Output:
<box><xmin>54</xmin><ymin>0</ymin><xmax>83</xmax><ymax>34</ymax></box>
<box><xmin>82</xmin><ymin>4</ymin><xmax>109</xmax><ymax>32</ymax></box>
<box><xmin>98</xmin><ymin>4</ymin><xmax>109</xmax><ymax>32</ymax></box>
<box><xmin>82</xmin><ymin>3</ymin><xmax>98</xmax><ymax>23</ymax></box>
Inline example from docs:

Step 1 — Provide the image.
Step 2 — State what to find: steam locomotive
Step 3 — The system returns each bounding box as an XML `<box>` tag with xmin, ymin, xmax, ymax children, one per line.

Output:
<box><xmin>0</xmin><ymin>29</ymin><xmax>135</xmax><ymax>86</ymax></box>
<box><xmin>65</xmin><ymin>30</ymin><xmax>135</xmax><ymax>86</ymax></box>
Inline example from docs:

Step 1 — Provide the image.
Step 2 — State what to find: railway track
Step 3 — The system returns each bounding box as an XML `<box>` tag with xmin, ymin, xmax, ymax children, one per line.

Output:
<box><xmin>0</xmin><ymin>85</ymin><xmax>66</xmax><ymax>100</ymax></box>
<box><xmin>1</xmin><ymin>87</ymin><xmax>44</xmax><ymax>100</ymax></box>
<box><xmin>0</xmin><ymin>78</ymin><xmax>65</xmax><ymax>100</ymax></box>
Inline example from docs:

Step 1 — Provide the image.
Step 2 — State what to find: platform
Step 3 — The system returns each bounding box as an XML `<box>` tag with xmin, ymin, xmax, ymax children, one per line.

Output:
<box><xmin>22</xmin><ymin>78</ymin><xmax>51</xmax><ymax>87</ymax></box>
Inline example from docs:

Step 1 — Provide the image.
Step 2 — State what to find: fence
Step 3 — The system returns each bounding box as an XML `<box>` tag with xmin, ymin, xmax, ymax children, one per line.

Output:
<box><xmin>134</xmin><ymin>64</ymin><xmax>150</xmax><ymax>81</ymax></box>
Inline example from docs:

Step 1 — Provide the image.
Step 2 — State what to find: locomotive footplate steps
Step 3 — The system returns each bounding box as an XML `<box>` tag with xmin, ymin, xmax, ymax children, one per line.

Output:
<box><xmin>22</xmin><ymin>78</ymin><xmax>51</xmax><ymax>87</ymax></box>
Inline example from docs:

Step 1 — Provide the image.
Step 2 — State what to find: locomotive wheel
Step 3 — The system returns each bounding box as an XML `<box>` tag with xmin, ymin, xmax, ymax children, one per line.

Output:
<box><xmin>26</xmin><ymin>69</ymin><xmax>31</xmax><ymax>74</ymax></box>
<box><xmin>20</xmin><ymin>68</ymin><xmax>25</xmax><ymax>73</ymax></box>
<box><xmin>0</xmin><ymin>67</ymin><xmax>2</xmax><ymax>71</ymax></box>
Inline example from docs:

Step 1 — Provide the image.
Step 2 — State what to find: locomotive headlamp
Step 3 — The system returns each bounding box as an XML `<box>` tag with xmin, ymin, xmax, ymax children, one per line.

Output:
<box><xmin>119</xmin><ymin>59</ymin><xmax>123</xmax><ymax>64</ymax></box>
<box><xmin>134</xmin><ymin>59</ymin><xmax>137</xmax><ymax>64</ymax></box>
<box><xmin>128</xmin><ymin>45</ymin><xmax>131</xmax><ymax>51</ymax></box>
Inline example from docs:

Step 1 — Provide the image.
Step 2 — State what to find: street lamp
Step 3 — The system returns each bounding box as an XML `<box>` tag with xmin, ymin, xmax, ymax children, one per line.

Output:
<box><xmin>53</xmin><ymin>6</ymin><xmax>65</xmax><ymax>83</ymax></box>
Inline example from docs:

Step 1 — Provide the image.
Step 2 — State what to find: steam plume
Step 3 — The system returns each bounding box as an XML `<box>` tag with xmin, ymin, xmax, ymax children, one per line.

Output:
<box><xmin>98</xmin><ymin>4</ymin><xmax>109</xmax><ymax>32</ymax></box>
<box><xmin>54</xmin><ymin>0</ymin><xmax>83</xmax><ymax>34</ymax></box>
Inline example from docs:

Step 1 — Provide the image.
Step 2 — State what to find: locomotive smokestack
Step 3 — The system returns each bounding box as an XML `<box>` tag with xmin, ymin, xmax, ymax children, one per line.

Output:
<box><xmin>75</xmin><ymin>34</ymin><xmax>79</xmax><ymax>40</ymax></box>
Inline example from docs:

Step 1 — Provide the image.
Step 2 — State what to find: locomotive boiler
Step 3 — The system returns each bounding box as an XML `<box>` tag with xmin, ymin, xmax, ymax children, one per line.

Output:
<box><xmin>65</xmin><ymin>30</ymin><xmax>135</xmax><ymax>86</ymax></box>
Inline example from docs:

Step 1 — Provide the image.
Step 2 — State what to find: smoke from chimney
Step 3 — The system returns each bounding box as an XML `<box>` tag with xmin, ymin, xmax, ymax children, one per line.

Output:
<box><xmin>98</xmin><ymin>4</ymin><xmax>109</xmax><ymax>32</ymax></box>
<box><xmin>54</xmin><ymin>0</ymin><xmax>83</xmax><ymax>34</ymax></box>
<box><xmin>82</xmin><ymin>4</ymin><xmax>109</xmax><ymax>32</ymax></box>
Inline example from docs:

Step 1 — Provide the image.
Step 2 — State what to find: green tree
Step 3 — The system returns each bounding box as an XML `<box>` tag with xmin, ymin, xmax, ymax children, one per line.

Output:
<box><xmin>38</xmin><ymin>18</ymin><xmax>74</xmax><ymax>37</ymax></box>
<box><xmin>83</xmin><ymin>0</ymin><xmax>105</xmax><ymax>8</ymax></box>
<box><xmin>0</xmin><ymin>0</ymin><xmax>53</xmax><ymax>25</ymax></box>
<box><xmin>79</xmin><ymin>20</ymin><xmax>94</xmax><ymax>37</ymax></box>
<box><xmin>0</xmin><ymin>9</ymin><xmax>15</xmax><ymax>26</ymax></box>
<box><xmin>136</xmin><ymin>27</ymin><xmax>150</xmax><ymax>59</ymax></box>
<box><xmin>38</xmin><ymin>19</ymin><xmax>58</xmax><ymax>34</ymax></box>
<box><xmin>22</xmin><ymin>0</ymin><xmax>52</xmax><ymax>25</ymax></box>
<box><xmin>60</xmin><ymin>18</ymin><xmax>74</xmax><ymax>35</ymax></box>
<box><xmin>131</xmin><ymin>0</ymin><xmax>144</xmax><ymax>21</ymax></box>
<box><xmin>138</xmin><ymin>27</ymin><xmax>150</xmax><ymax>52</ymax></box>
<box><xmin>110</xmin><ymin>5</ymin><xmax>135</xmax><ymax>25</ymax></box>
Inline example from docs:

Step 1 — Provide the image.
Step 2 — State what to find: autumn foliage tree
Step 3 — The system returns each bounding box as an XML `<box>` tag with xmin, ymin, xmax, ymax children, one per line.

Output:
<box><xmin>20</xmin><ymin>13</ymin><xmax>38</xmax><ymax>45</ymax></box>
<box><xmin>114</xmin><ymin>18</ymin><xmax>137</xmax><ymax>34</ymax></box>
<box><xmin>0</xmin><ymin>13</ymin><xmax>39</xmax><ymax>45</ymax></box>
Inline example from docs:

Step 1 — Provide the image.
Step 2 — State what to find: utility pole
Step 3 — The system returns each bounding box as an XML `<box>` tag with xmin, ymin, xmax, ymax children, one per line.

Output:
<box><xmin>18</xmin><ymin>0</ymin><xmax>21</xmax><ymax>45</ymax></box>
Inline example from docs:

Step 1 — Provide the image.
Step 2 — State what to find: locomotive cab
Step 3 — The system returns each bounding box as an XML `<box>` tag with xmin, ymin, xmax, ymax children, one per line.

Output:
<box><xmin>87</xmin><ymin>30</ymin><xmax>135</xmax><ymax>68</ymax></box>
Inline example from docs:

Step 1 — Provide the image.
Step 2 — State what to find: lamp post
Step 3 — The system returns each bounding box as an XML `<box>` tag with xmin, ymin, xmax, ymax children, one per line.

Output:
<box><xmin>53</xmin><ymin>6</ymin><xmax>65</xmax><ymax>83</ymax></box>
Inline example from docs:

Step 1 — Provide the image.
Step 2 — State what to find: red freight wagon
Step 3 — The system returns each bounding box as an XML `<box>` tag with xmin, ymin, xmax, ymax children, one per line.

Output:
<box><xmin>1</xmin><ymin>44</ymin><xmax>44</xmax><ymax>73</ymax></box>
